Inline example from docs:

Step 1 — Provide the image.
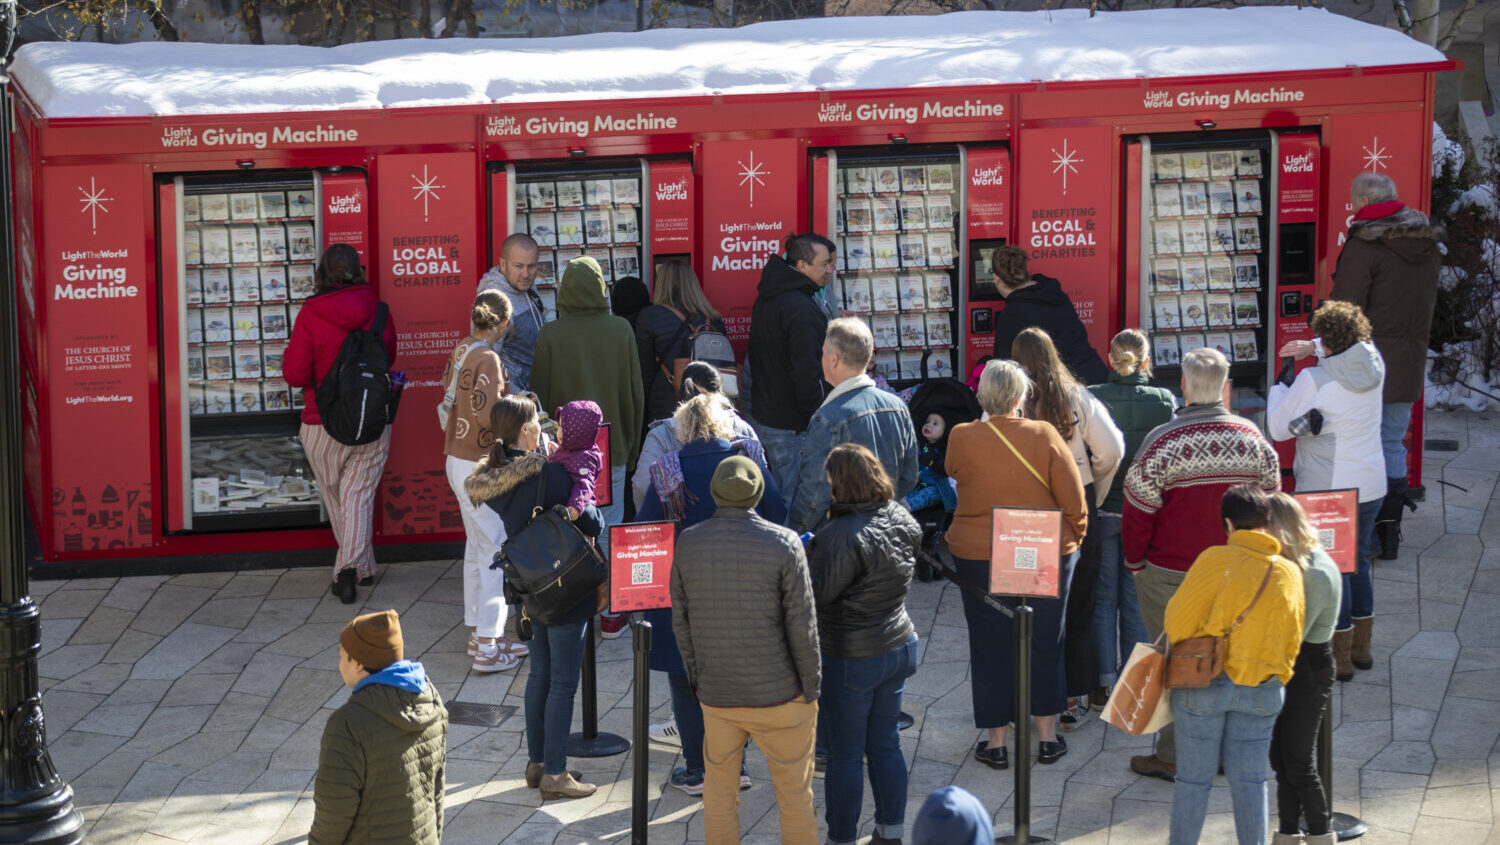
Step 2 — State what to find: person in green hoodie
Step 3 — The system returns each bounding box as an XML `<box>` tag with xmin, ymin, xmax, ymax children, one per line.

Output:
<box><xmin>532</xmin><ymin>256</ymin><xmax>645</xmax><ymax>588</ymax></box>
<box><xmin>311</xmin><ymin>609</ymin><xmax>448</xmax><ymax>845</ymax></box>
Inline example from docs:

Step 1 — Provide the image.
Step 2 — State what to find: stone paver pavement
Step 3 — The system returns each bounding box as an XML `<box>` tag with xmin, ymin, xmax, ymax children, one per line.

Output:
<box><xmin>32</xmin><ymin>408</ymin><xmax>1500</xmax><ymax>844</ymax></box>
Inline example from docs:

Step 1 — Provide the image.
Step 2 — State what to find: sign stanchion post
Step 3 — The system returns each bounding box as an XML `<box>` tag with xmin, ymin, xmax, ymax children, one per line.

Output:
<box><xmin>1319</xmin><ymin>696</ymin><xmax>1367</xmax><ymax>841</ymax></box>
<box><xmin>608</xmin><ymin>521</ymin><xmax>678</xmax><ymax>842</ymax></box>
<box><xmin>567</xmin><ymin>617</ymin><xmax>631</xmax><ymax>757</ymax></box>
<box><xmin>631</xmin><ymin>613</ymin><xmax>652</xmax><ymax>844</ymax></box>
<box><xmin>989</xmin><ymin>506</ymin><xmax>1062</xmax><ymax>845</ymax></box>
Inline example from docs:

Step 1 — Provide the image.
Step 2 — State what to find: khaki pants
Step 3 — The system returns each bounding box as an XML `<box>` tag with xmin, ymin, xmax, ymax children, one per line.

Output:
<box><xmin>701</xmin><ymin>699</ymin><xmax>818</xmax><ymax>845</ymax></box>
<box><xmin>1135</xmin><ymin>563</ymin><xmax>1188</xmax><ymax>764</ymax></box>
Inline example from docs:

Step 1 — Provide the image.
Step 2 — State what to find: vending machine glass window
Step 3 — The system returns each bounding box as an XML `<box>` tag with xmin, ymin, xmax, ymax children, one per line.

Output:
<box><xmin>176</xmin><ymin>174</ymin><xmax>325</xmax><ymax>531</ymax></box>
<box><xmin>1138</xmin><ymin>136</ymin><xmax>1275</xmax><ymax>424</ymax></box>
<box><xmin>831</xmin><ymin>154</ymin><xmax>960</xmax><ymax>385</ymax></box>
<box><xmin>509</xmin><ymin>165</ymin><xmax>646</xmax><ymax>322</ymax></box>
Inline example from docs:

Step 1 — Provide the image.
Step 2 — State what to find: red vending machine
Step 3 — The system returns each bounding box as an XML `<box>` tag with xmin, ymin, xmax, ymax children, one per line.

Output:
<box><xmin>160</xmin><ymin>170</ymin><xmax>370</xmax><ymax>535</ymax></box>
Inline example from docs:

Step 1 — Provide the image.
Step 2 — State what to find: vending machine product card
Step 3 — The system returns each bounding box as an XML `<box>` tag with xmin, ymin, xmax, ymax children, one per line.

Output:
<box><xmin>1206</xmin><ymin>256</ymin><xmax>1235</xmax><ymax>290</ymax></box>
<box><xmin>1153</xmin><ymin>183</ymin><xmax>1183</xmax><ymax>217</ymax></box>
<box><xmin>183</xmin><ymin>195</ymin><xmax>202</xmax><ymax>223</ymax></box>
<box><xmin>261</xmin><ymin>304</ymin><xmax>289</xmax><ymax>340</ymax></box>
<box><xmin>899</xmin><ymin>313</ymin><xmax>926</xmax><ymax>348</ymax></box>
<box><xmin>1233</xmin><ymin>292</ymin><xmax>1262</xmax><ymax>326</ymax></box>
<box><xmin>898</xmin><ymin>350</ymin><xmax>925</xmax><ymax>380</ymax></box>
<box><xmin>230</xmin><ymin>193</ymin><xmax>259</xmax><ymax>221</ymax></box>
<box><xmin>1235</xmin><ymin>219</ymin><xmax>1263</xmax><ymax>252</ymax></box>
<box><xmin>199</xmin><ymin>194</ymin><xmax>231</xmax><ymax>222</ymax></box>
<box><xmin>1179</xmin><ymin>293</ymin><xmax>1207</xmax><ymax>329</ymax></box>
<box><xmin>185</xmin><ymin>309</ymin><xmax>204</xmax><ymax>344</ymax></box>
<box><xmin>1180</xmin><ymin>218</ymin><xmax>1209</xmax><ymax>254</ymax></box>
<box><xmin>614</xmin><ymin>211</ymin><xmax>641</xmax><ymax>243</ymax></box>
<box><xmin>258</xmin><ymin>192</ymin><xmax>287</xmax><ymax>219</ymax></box>
<box><xmin>873</xmin><ymin>165</ymin><xmax>901</xmax><ymax>194</ymax></box>
<box><xmin>187</xmin><ymin>348</ymin><xmax>205</xmax><ymax>380</ymax></box>
<box><xmin>612</xmin><ymin>178</ymin><xmax>640</xmax><ymax>205</ymax></box>
<box><xmin>1179</xmin><ymin>332</ymin><xmax>1207</xmax><ymax>354</ymax></box>
<box><xmin>842</xmin><ymin>276</ymin><xmax>872</xmax><ymax>313</ymax></box>
<box><xmin>870</xmin><ymin>275</ymin><xmax>900</xmax><ymax>313</ymax></box>
<box><xmin>205</xmin><ymin>382</ymin><xmax>234</xmax><ymax>414</ymax></box>
<box><xmin>926</xmin><ymin>349</ymin><xmax>955</xmax><ymax>379</ymax></box>
<box><xmin>846</xmin><ymin>168</ymin><xmax>874</xmax><ymax>195</ymax></box>
<box><xmin>555</xmin><ymin>210</ymin><xmax>584</xmax><ymax>246</ymax></box>
<box><xmin>234</xmin><ymin>381</ymin><xmax>263</xmax><ymax>413</ymax></box>
<box><xmin>926</xmin><ymin>233</ymin><xmax>954</xmax><ymax>267</ymax></box>
<box><xmin>229</xmin><ymin>226</ymin><xmax>260</xmax><ymax>264</ymax></box>
<box><xmin>183</xmin><ymin>229</ymin><xmax>203</xmax><ymax>265</ymax></box>
<box><xmin>1153</xmin><ymin>154</ymin><xmax>1183</xmax><ymax>181</ymax></box>
<box><xmin>609</xmin><ymin>522</ymin><xmax>676</xmax><ymax>612</ymax></box>
<box><xmin>233</xmin><ymin>344</ymin><xmax>263</xmax><ymax>379</ymax></box>
<box><xmin>1293</xmin><ymin>489</ymin><xmax>1359</xmax><ymax>573</ymax></box>
<box><xmin>926</xmin><ymin>163</ymin><xmax>955</xmax><ymax>192</ymax></box>
<box><xmin>871</xmin><ymin>314</ymin><xmax>900</xmax><ymax>348</ymax></box>
<box><xmin>989</xmin><ymin>506</ymin><xmax>1064</xmax><ymax>598</ymax></box>
<box><xmin>188</xmin><ymin>382</ymin><xmax>207</xmax><ymax>415</ymax></box>
<box><xmin>1211</xmin><ymin>219</ymin><xmax>1236</xmax><ymax>252</ymax></box>
<box><xmin>232</xmin><ymin>306</ymin><xmax>260</xmax><ymax>341</ymax></box>
<box><xmin>1209</xmin><ymin>181</ymin><xmax>1236</xmax><ymax>215</ymax></box>
<box><xmin>1153</xmin><ymin>259</ymin><xmax>1182</xmax><ymax>293</ymax></box>
<box><xmin>899</xmin><ymin>234</ymin><xmax>927</xmax><ymax>268</ymax></box>
<box><xmin>901</xmin><ymin>166</ymin><xmax>927</xmax><ymax>192</ymax></box>
<box><xmin>1153</xmin><ymin>295</ymin><xmax>1181</xmax><ymax>331</ymax></box>
<box><xmin>872</xmin><ymin>235</ymin><xmax>900</xmax><ymax>270</ymax></box>
<box><xmin>200</xmin><ymin>227</ymin><xmax>231</xmax><ymax>265</ymax></box>
<box><xmin>1236</xmin><ymin>149</ymin><xmax>1264</xmax><ymax>177</ymax></box>
<box><xmin>898</xmin><ymin>274</ymin><xmax>926</xmax><ymax>311</ymax></box>
<box><xmin>924</xmin><ymin>272</ymin><xmax>953</xmax><ymax>309</ymax></box>
<box><xmin>232</xmin><ymin>267</ymin><xmax>260</xmax><ymax>302</ymax></box>
<box><xmin>204</xmin><ymin>343</ymin><xmax>234</xmax><ymax>380</ymax></box>
<box><xmin>1181</xmin><ymin>181</ymin><xmax>1209</xmax><ymax>215</ymax></box>
<box><xmin>287</xmin><ymin>223</ymin><xmax>317</xmax><ymax>260</ymax></box>
<box><xmin>1206</xmin><ymin>293</ymin><xmax>1234</xmax><ymax>327</ymax></box>
<box><xmin>289</xmin><ymin>265</ymin><xmax>316</xmax><ymax>299</ymax></box>
<box><xmin>926</xmin><ymin>312</ymin><xmax>954</xmax><ymax>346</ymax></box>
<box><xmin>585</xmin><ymin>179</ymin><xmax>613</xmax><ymax>206</ymax></box>
<box><xmin>1234</xmin><ymin>180</ymin><xmax>1263</xmax><ymax>215</ymax></box>
<box><xmin>1154</xmin><ymin>333</ymin><xmax>1181</xmax><ymax>366</ymax></box>
<box><xmin>845</xmin><ymin>198</ymin><xmax>873</xmax><ymax>233</ymax></box>
<box><xmin>899</xmin><ymin>196</ymin><xmax>928</xmax><ymax>230</ymax></box>
<box><xmin>260</xmin><ymin>265</ymin><xmax>288</xmax><ymax>302</ymax></box>
<box><xmin>203</xmin><ymin>307</ymin><xmax>232</xmax><ymax>342</ymax></box>
<box><xmin>185</xmin><ymin>269</ymin><xmax>204</xmax><ymax>305</ymax></box>
<box><xmin>1181</xmin><ymin>258</ymin><xmax>1209</xmax><ymax>291</ymax></box>
<box><xmin>925</xmin><ymin>194</ymin><xmax>954</xmax><ymax>229</ymax></box>
<box><xmin>530</xmin><ymin>212</ymin><xmax>557</xmax><ymax>247</ymax></box>
<box><xmin>1152</xmin><ymin>221</ymin><xmax>1181</xmax><ymax>255</ymax></box>
<box><xmin>262</xmin><ymin>342</ymin><xmax>286</xmax><ymax>379</ymax></box>
<box><xmin>611</xmin><ymin>248</ymin><xmax>640</xmax><ymax>281</ymax></box>
<box><xmin>556</xmin><ymin>181</ymin><xmax>585</xmax><ymax>208</ymax></box>
<box><xmin>584</xmin><ymin>209</ymin><xmax>612</xmax><ymax>244</ymax></box>
<box><xmin>1204</xmin><ymin>331</ymin><xmax>1232</xmax><ymax>358</ymax></box>
<box><xmin>1209</xmin><ymin>150</ymin><xmax>1237</xmax><ymax>178</ymax></box>
<box><xmin>1181</xmin><ymin>152</ymin><xmax>1210</xmax><ymax>180</ymax></box>
<box><xmin>873</xmin><ymin>197</ymin><xmax>900</xmax><ymax>232</ymax></box>
<box><xmin>873</xmin><ymin>350</ymin><xmax>898</xmax><ymax>382</ymax></box>
<box><xmin>1231</xmin><ymin>330</ymin><xmax>1258</xmax><ymax>362</ymax></box>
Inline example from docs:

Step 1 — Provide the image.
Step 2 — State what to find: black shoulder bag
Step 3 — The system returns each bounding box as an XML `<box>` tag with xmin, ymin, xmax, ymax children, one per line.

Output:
<box><xmin>491</xmin><ymin>469</ymin><xmax>607</xmax><ymax>627</ymax></box>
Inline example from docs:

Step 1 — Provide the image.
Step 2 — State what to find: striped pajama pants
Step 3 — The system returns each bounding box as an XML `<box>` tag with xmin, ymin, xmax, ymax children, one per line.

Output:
<box><xmin>300</xmin><ymin>422</ymin><xmax>391</xmax><ymax>580</ymax></box>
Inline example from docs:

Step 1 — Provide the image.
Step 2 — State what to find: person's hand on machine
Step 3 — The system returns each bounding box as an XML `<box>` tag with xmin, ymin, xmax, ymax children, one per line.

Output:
<box><xmin>1277</xmin><ymin>339</ymin><xmax>1316</xmax><ymax>360</ymax></box>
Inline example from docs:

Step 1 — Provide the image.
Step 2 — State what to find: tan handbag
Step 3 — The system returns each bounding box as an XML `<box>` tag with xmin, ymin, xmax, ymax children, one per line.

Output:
<box><xmin>1102</xmin><ymin>635</ymin><xmax>1173</xmax><ymax>735</ymax></box>
<box><xmin>1164</xmin><ymin>559</ymin><xmax>1274</xmax><ymax>689</ymax></box>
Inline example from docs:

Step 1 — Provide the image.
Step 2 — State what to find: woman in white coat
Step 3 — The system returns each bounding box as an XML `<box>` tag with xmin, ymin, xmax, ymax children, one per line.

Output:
<box><xmin>1012</xmin><ymin>326</ymin><xmax>1125</xmax><ymax>729</ymax></box>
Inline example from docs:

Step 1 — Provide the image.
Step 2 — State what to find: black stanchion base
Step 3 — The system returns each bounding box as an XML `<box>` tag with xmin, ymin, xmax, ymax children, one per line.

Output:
<box><xmin>897</xmin><ymin>711</ymin><xmax>914</xmax><ymax>730</ymax></box>
<box><xmin>995</xmin><ymin>835</ymin><xmax>1053</xmax><ymax>843</ymax></box>
<box><xmin>567</xmin><ymin>731</ymin><xmax>631</xmax><ymax>758</ymax></box>
<box><xmin>1331</xmin><ymin>812</ymin><xmax>1369</xmax><ymax>841</ymax></box>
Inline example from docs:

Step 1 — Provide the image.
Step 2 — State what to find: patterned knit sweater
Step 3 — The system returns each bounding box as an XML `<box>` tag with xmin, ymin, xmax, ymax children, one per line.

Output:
<box><xmin>1122</xmin><ymin>403</ymin><xmax>1281</xmax><ymax>573</ymax></box>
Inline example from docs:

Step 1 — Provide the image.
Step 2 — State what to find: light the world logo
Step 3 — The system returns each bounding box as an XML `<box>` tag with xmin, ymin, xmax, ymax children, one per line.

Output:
<box><xmin>411</xmin><ymin>165</ymin><xmax>445</xmax><ymax>223</ymax></box>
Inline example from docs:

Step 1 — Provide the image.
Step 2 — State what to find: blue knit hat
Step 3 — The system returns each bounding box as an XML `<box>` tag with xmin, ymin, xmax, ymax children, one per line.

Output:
<box><xmin>912</xmin><ymin>786</ymin><xmax>993</xmax><ymax>845</ymax></box>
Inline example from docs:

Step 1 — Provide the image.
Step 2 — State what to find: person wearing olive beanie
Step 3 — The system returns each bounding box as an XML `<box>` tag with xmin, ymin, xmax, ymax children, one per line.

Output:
<box><xmin>311</xmin><ymin>610</ymin><xmax>448</xmax><ymax>845</ymax></box>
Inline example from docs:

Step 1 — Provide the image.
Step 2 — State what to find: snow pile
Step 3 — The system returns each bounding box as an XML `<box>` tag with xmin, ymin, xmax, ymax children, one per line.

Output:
<box><xmin>1426</xmin><ymin>343</ymin><xmax>1496</xmax><ymax>412</ymax></box>
<box><xmin>11</xmin><ymin>8</ymin><xmax>1446</xmax><ymax>119</ymax></box>
<box><xmin>1433</xmin><ymin>121</ymin><xmax>1466</xmax><ymax>178</ymax></box>
<box><xmin>1451</xmin><ymin>184</ymin><xmax>1499</xmax><ymax>218</ymax></box>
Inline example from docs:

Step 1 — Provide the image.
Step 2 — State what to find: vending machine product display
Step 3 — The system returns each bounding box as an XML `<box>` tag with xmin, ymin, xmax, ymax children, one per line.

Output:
<box><xmin>505</xmin><ymin>164</ymin><xmax>647</xmax><ymax>321</ymax></box>
<box><xmin>829</xmin><ymin>152</ymin><xmax>961</xmax><ymax>384</ymax></box>
<box><xmin>170</xmin><ymin>173</ymin><xmax>336</xmax><ymax>531</ymax></box>
<box><xmin>1135</xmin><ymin>135</ymin><xmax>1275</xmax><ymax>423</ymax></box>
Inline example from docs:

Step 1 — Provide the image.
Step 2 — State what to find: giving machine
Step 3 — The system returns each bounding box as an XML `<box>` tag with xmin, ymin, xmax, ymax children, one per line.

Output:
<box><xmin>160</xmin><ymin>170</ymin><xmax>370</xmax><ymax>534</ymax></box>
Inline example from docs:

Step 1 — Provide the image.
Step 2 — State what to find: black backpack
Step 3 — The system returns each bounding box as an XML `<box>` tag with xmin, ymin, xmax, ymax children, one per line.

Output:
<box><xmin>315</xmin><ymin>301</ymin><xmax>396</xmax><ymax>445</ymax></box>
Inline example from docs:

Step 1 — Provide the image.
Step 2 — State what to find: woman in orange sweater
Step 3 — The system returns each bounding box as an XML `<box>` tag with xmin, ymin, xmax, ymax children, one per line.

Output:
<box><xmin>946</xmin><ymin>359</ymin><xmax>1087</xmax><ymax>768</ymax></box>
<box><xmin>1164</xmin><ymin>484</ymin><xmax>1304</xmax><ymax>845</ymax></box>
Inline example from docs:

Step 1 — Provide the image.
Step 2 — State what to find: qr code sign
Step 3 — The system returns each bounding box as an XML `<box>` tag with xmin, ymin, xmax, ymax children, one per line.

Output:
<box><xmin>1014</xmin><ymin>547</ymin><xmax>1038</xmax><ymax>570</ymax></box>
<box><xmin>631</xmin><ymin>562</ymin><xmax>653</xmax><ymax>586</ymax></box>
<box><xmin>1317</xmin><ymin>528</ymin><xmax>1336</xmax><ymax>550</ymax></box>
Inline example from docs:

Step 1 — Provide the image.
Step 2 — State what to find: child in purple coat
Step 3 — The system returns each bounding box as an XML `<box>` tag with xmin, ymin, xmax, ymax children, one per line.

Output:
<box><xmin>550</xmin><ymin>400</ymin><xmax>604</xmax><ymax>519</ymax></box>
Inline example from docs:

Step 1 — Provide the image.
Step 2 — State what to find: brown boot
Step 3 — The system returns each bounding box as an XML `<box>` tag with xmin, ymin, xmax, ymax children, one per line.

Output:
<box><xmin>526</xmin><ymin>761</ymin><xmax>582</xmax><ymax>789</ymax></box>
<box><xmin>1351</xmin><ymin>617</ymin><xmax>1374</xmax><ymax>670</ymax></box>
<box><xmin>1332</xmin><ymin>628</ymin><xmax>1354</xmax><ymax>681</ymax></box>
<box><xmin>540</xmin><ymin>771</ymin><xmax>597</xmax><ymax>800</ymax></box>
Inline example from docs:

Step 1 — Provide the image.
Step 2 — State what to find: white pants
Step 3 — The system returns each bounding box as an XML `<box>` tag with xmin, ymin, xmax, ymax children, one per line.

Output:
<box><xmin>446</xmin><ymin>454</ymin><xmax>508</xmax><ymax>638</ymax></box>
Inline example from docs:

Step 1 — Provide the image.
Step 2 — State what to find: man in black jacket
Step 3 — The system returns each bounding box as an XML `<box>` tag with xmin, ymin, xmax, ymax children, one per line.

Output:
<box><xmin>748</xmin><ymin>233</ymin><xmax>835</xmax><ymax>504</ymax></box>
<box><xmin>989</xmin><ymin>245</ymin><xmax>1109</xmax><ymax>385</ymax></box>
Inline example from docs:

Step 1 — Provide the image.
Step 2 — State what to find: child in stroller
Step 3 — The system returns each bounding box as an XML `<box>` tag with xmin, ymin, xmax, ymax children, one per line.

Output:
<box><xmin>903</xmin><ymin>378</ymin><xmax>982</xmax><ymax>581</ymax></box>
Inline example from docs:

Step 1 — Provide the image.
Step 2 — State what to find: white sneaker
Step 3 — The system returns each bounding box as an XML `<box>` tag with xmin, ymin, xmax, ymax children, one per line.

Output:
<box><xmin>471</xmin><ymin>642</ymin><xmax>519</xmax><ymax>674</ymax></box>
<box><xmin>649</xmin><ymin>719</ymin><xmax>681</xmax><ymax>747</ymax></box>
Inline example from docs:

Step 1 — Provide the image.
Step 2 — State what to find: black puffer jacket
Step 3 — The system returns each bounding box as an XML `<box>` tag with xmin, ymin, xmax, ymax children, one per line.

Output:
<box><xmin>808</xmin><ymin>500</ymin><xmax>922</xmax><ymax>660</ymax></box>
<box><xmin>748</xmin><ymin>256</ymin><xmax>829</xmax><ymax>432</ymax></box>
<box><xmin>636</xmin><ymin>304</ymin><xmax>727</xmax><ymax>424</ymax></box>
<box><xmin>995</xmin><ymin>273</ymin><xmax>1109</xmax><ymax>385</ymax></box>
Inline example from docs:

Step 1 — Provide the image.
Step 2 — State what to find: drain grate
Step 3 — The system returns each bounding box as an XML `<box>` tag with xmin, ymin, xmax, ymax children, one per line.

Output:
<box><xmin>447</xmin><ymin>701</ymin><xmax>516</xmax><ymax>728</ymax></box>
<box><xmin>1425</xmin><ymin>439</ymin><xmax>1460</xmax><ymax>452</ymax></box>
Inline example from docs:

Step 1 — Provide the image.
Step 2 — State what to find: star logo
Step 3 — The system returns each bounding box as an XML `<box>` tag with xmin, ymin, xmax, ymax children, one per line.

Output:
<box><xmin>737</xmin><ymin>152</ymin><xmax>769</xmax><ymax>208</ymax></box>
<box><xmin>1362</xmin><ymin>137</ymin><xmax>1390</xmax><ymax>172</ymax></box>
<box><xmin>411</xmin><ymin>165</ymin><xmax>445</xmax><ymax>222</ymax></box>
<box><xmin>1051</xmin><ymin>140</ymin><xmax>1083</xmax><ymax>196</ymax></box>
<box><xmin>79</xmin><ymin>177</ymin><xmax>114</xmax><ymax>236</ymax></box>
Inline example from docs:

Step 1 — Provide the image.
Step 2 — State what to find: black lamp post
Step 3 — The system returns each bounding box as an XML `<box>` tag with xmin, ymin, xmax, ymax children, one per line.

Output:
<box><xmin>0</xmin><ymin>2</ymin><xmax>85</xmax><ymax>840</ymax></box>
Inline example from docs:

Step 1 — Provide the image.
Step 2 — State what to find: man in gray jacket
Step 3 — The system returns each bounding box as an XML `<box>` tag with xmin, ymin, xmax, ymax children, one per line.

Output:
<box><xmin>672</xmin><ymin>456</ymin><xmax>820</xmax><ymax>845</ymax></box>
<box><xmin>477</xmin><ymin>233</ymin><xmax>546</xmax><ymax>393</ymax></box>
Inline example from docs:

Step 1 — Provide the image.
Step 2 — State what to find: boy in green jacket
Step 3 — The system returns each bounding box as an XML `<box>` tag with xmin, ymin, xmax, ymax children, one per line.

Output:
<box><xmin>311</xmin><ymin>609</ymin><xmax>448</xmax><ymax>845</ymax></box>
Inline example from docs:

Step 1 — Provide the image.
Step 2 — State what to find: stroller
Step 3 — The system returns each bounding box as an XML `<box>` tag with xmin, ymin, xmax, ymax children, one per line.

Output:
<box><xmin>905</xmin><ymin>377</ymin><xmax>982</xmax><ymax>582</ymax></box>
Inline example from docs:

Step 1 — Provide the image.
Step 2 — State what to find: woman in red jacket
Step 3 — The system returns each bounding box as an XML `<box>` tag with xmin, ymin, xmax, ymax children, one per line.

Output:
<box><xmin>284</xmin><ymin>244</ymin><xmax>398</xmax><ymax>604</ymax></box>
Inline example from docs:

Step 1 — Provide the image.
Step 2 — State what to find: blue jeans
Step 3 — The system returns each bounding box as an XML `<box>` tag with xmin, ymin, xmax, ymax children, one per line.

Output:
<box><xmin>1381</xmin><ymin>402</ymin><xmax>1413</xmax><ymax>479</ymax></box>
<box><xmin>1338</xmin><ymin>499</ymin><xmax>1383</xmax><ymax>629</ymax></box>
<box><xmin>1170</xmin><ymin>675</ymin><xmax>1285</xmax><ymax>845</ymax></box>
<box><xmin>668</xmin><ymin>671</ymin><xmax>706</xmax><ymax>774</ymax></box>
<box><xmin>821</xmin><ymin>636</ymin><xmax>918</xmax><ymax>845</ymax></box>
<box><xmin>1091</xmin><ymin>514</ymin><xmax>1147</xmax><ymax>686</ymax></box>
<box><xmin>754</xmin><ymin>423</ymin><xmax>806</xmax><ymax>509</ymax></box>
<box><xmin>525</xmin><ymin>617</ymin><xmax>588</xmax><ymax>775</ymax></box>
<box><xmin>597</xmin><ymin>465</ymin><xmax>626</xmax><ymax>559</ymax></box>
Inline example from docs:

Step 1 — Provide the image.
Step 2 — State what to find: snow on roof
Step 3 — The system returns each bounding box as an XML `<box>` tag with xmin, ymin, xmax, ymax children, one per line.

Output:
<box><xmin>11</xmin><ymin>8</ymin><xmax>1445</xmax><ymax>119</ymax></box>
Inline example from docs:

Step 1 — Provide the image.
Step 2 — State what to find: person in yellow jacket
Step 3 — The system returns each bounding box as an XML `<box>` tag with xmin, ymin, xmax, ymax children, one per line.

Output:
<box><xmin>1164</xmin><ymin>484</ymin><xmax>1304</xmax><ymax>845</ymax></box>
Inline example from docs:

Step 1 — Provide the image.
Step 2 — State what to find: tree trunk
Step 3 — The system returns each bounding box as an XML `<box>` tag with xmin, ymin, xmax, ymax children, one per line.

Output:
<box><xmin>1411</xmin><ymin>0</ymin><xmax>1439</xmax><ymax>44</ymax></box>
<box><xmin>139</xmin><ymin>0</ymin><xmax>180</xmax><ymax>40</ymax></box>
<box><xmin>240</xmin><ymin>0</ymin><xmax>265</xmax><ymax>44</ymax></box>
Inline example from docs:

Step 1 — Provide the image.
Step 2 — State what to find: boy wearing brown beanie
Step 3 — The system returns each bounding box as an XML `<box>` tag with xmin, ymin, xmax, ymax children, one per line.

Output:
<box><xmin>311</xmin><ymin>609</ymin><xmax>448</xmax><ymax>845</ymax></box>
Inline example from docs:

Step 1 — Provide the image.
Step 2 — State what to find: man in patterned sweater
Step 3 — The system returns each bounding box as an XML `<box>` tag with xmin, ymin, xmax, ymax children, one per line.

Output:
<box><xmin>1121</xmin><ymin>347</ymin><xmax>1280</xmax><ymax>782</ymax></box>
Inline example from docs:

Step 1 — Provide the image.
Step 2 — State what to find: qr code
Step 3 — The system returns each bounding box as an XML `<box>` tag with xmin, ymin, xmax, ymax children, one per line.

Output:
<box><xmin>631</xmin><ymin>562</ymin><xmax>653</xmax><ymax>586</ymax></box>
<box><xmin>1014</xmin><ymin>547</ymin><xmax>1038</xmax><ymax>570</ymax></box>
<box><xmin>1317</xmin><ymin>528</ymin><xmax>1336</xmax><ymax>550</ymax></box>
